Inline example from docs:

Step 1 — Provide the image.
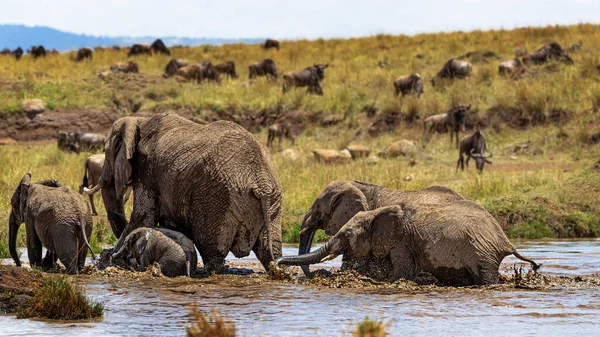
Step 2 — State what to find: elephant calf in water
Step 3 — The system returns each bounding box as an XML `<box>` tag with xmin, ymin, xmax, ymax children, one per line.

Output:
<box><xmin>9</xmin><ymin>173</ymin><xmax>95</xmax><ymax>274</ymax></box>
<box><xmin>111</xmin><ymin>214</ymin><xmax>197</xmax><ymax>277</ymax></box>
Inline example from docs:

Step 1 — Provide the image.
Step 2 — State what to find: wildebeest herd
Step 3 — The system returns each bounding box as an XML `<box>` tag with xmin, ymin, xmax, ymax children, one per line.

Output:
<box><xmin>8</xmin><ymin>37</ymin><xmax>577</xmax><ymax>286</ymax></box>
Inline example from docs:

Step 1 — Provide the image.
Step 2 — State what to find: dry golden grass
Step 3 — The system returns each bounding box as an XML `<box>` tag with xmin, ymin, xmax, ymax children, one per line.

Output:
<box><xmin>186</xmin><ymin>306</ymin><xmax>236</xmax><ymax>337</ymax></box>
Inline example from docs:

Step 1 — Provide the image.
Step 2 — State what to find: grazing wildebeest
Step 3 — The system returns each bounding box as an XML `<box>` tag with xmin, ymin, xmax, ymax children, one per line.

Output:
<box><xmin>456</xmin><ymin>130</ymin><xmax>492</xmax><ymax>173</ymax></box>
<box><xmin>77</xmin><ymin>132</ymin><xmax>106</xmax><ymax>152</ymax></box>
<box><xmin>498</xmin><ymin>58</ymin><xmax>523</xmax><ymax>75</ymax></box>
<box><xmin>128</xmin><ymin>43</ymin><xmax>152</xmax><ymax>56</ymax></box>
<box><xmin>432</xmin><ymin>59</ymin><xmax>472</xmax><ymax>85</ymax></box>
<box><xmin>393</xmin><ymin>73</ymin><xmax>424</xmax><ymax>97</ymax></box>
<box><xmin>215</xmin><ymin>61</ymin><xmax>238</xmax><ymax>79</ymax></box>
<box><xmin>423</xmin><ymin>104</ymin><xmax>471</xmax><ymax>147</ymax></box>
<box><xmin>262</xmin><ymin>39</ymin><xmax>280</xmax><ymax>51</ymax></box>
<box><xmin>522</xmin><ymin>42</ymin><xmax>573</xmax><ymax>65</ymax></box>
<box><xmin>110</xmin><ymin>61</ymin><xmax>139</xmax><ymax>73</ymax></box>
<box><xmin>267</xmin><ymin>122</ymin><xmax>304</xmax><ymax>148</ymax></box>
<box><xmin>75</xmin><ymin>47</ymin><xmax>93</xmax><ymax>61</ymax></box>
<box><xmin>12</xmin><ymin>47</ymin><xmax>23</xmax><ymax>60</ymax></box>
<box><xmin>30</xmin><ymin>45</ymin><xmax>46</xmax><ymax>59</ymax></box>
<box><xmin>176</xmin><ymin>62</ymin><xmax>220</xmax><ymax>83</ymax></box>
<box><xmin>0</xmin><ymin>48</ymin><xmax>9</xmax><ymax>55</ymax></box>
<box><xmin>163</xmin><ymin>59</ymin><xmax>189</xmax><ymax>78</ymax></box>
<box><xmin>151</xmin><ymin>39</ymin><xmax>171</xmax><ymax>55</ymax></box>
<box><xmin>282</xmin><ymin>63</ymin><xmax>329</xmax><ymax>95</ymax></box>
<box><xmin>248</xmin><ymin>59</ymin><xmax>278</xmax><ymax>80</ymax></box>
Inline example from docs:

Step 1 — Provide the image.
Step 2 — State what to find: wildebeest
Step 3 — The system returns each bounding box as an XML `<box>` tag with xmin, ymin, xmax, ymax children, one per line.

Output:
<box><xmin>151</xmin><ymin>39</ymin><xmax>171</xmax><ymax>55</ymax></box>
<box><xmin>282</xmin><ymin>63</ymin><xmax>329</xmax><ymax>95</ymax></box>
<box><xmin>128</xmin><ymin>43</ymin><xmax>152</xmax><ymax>56</ymax></box>
<box><xmin>456</xmin><ymin>130</ymin><xmax>492</xmax><ymax>173</ymax></box>
<box><xmin>498</xmin><ymin>58</ymin><xmax>523</xmax><ymax>75</ymax></box>
<box><xmin>262</xmin><ymin>39</ymin><xmax>280</xmax><ymax>51</ymax></box>
<box><xmin>75</xmin><ymin>47</ymin><xmax>93</xmax><ymax>61</ymax></box>
<box><xmin>249</xmin><ymin>59</ymin><xmax>278</xmax><ymax>80</ymax></box>
<box><xmin>79</xmin><ymin>154</ymin><xmax>131</xmax><ymax>215</ymax></box>
<box><xmin>423</xmin><ymin>104</ymin><xmax>471</xmax><ymax>147</ymax></box>
<box><xmin>393</xmin><ymin>73</ymin><xmax>424</xmax><ymax>97</ymax></box>
<box><xmin>110</xmin><ymin>61</ymin><xmax>139</xmax><ymax>73</ymax></box>
<box><xmin>57</xmin><ymin>131</ymin><xmax>79</xmax><ymax>153</ymax></box>
<box><xmin>432</xmin><ymin>59</ymin><xmax>472</xmax><ymax>85</ymax></box>
<box><xmin>522</xmin><ymin>43</ymin><xmax>573</xmax><ymax>65</ymax></box>
<box><xmin>267</xmin><ymin>122</ymin><xmax>305</xmax><ymax>148</ymax></box>
<box><xmin>77</xmin><ymin>132</ymin><xmax>106</xmax><ymax>152</ymax></box>
<box><xmin>49</xmin><ymin>49</ymin><xmax>59</xmax><ymax>55</ymax></box>
<box><xmin>215</xmin><ymin>61</ymin><xmax>238</xmax><ymax>79</ymax></box>
<box><xmin>12</xmin><ymin>47</ymin><xmax>23</xmax><ymax>60</ymax></box>
<box><xmin>176</xmin><ymin>62</ymin><xmax>220</xmax><ymax>83</ymax></box>
<box><xmin>163</xmin><ymin>59</ymin><xmax>189</xmax><ymax>78</ymax></box>
<box><xmin>29</xmin><ymin>45</ymin><xmax>46</xmax><ymax>59</ymax></box>
<box><xmin>0</xmin><ymin>48</ymin><xmax>9</xmax><ymax>55</ymax></box>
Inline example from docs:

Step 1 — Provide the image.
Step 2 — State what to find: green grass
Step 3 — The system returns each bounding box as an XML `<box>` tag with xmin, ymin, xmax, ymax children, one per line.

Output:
<box><xmin>17</xmin><ymin>276</ymin><xmax>103</xmax><ymax>320</ymax></box>
<box><xmin>353</xmin><ymin>317</ymin><xmax>387</xmax><ymax>337</ymax></box>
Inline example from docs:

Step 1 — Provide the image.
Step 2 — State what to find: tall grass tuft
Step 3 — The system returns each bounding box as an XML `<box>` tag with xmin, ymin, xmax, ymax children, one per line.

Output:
<box><xmin>186</xmin><ymin>306</ymin><xmax>236</xmax><ymax>337</ymax></box>
<box><xmin>353</xmin><ymin>316</ymin><xmax>387</xmax><ymax>337</ymax></box>
<box><xmin>17</xmin><ymin>276</ymin><xmax>103</xmax><ymax>320</ymax></box>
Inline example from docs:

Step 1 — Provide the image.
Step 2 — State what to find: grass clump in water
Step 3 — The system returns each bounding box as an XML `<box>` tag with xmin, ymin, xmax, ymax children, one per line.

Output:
<box><xmin>17</xmin><ymin>276</ymin><xmax>103</xmax><ymax>320</ymax></box>
<box><xmin>187</xmin><ymin>306</ymin><xmax>236</xmax><ymax>337</ymax></box>
<box><xmin>354</xmin><ymin>316</ymin><xmax>387</xmax><ymax>337</ymax></box>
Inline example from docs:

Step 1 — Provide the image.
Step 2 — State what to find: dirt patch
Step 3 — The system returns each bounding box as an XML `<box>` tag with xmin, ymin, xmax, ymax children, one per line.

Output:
<box><xmin>0</xmin><ymin>108</ymin><xmax>122</xmax><ymax>142</ymax></box>
<box><xmin>0</xmin><ymin>265</ymin><xmax>44</xmax><ymax>314</ymax></box>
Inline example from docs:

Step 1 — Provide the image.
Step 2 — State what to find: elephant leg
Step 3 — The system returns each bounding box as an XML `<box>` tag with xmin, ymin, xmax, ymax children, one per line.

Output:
<box><xmin>54</xmin><ymin>234</ymin><xmax>80</xmax><ymax>275</ymax></box>
<box><xmin>42</xmin><ymin>250</ymin><xmax>58</xmax><ymax>271</ymax></box>
<box><xmin>26</xmin><ymin>224</ymin><xmax>43</xmax><ymax>268</ymax></box>
<box><xmin>89</xmin><ymin>194</ymin><xmax>98</xmax><ymax>216</ymax></box>
<box><xmin>114</xmin><ymin>185</ymin><xmax>158</xmax><ymax>250</ymax></box>
<box><xmin>390</xmin><ymin>244</ymin><xmax>416</xmax><ymax>282</ymax></box>
<box><xmin>477</xmin><ymin>262</ymin><xmax>501</xmax><ymax>285</ymax></box>
<box><xmin>253</xmin><ymin>210</ymin><xmax>283</xmax><ymax>271</ymax></box>
<box><xmin>77</xmin><ymin>237</ymin><xmax>89</xmax><ymax>271</ymax></box>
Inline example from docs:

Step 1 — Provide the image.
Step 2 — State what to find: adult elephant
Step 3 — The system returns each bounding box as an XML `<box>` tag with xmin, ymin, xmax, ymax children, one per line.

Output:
<box><xmin>9</xmin><ymin>174</ymin><xmax>95</xmax><ymax>274</ymax></box>
<box><xmin>294</xmin><ymin>180</ymin><xmax>539</xmax><ymax>280</ymax></box>
<box><xmin>85</xmin><ymin>112</ymin><xmax>282</xmax><ymax>273</ymax></box>
<box><xmin>279</xmin><ymin>204</ymin><xmax>540</xmax><ymax>285</ymax></box>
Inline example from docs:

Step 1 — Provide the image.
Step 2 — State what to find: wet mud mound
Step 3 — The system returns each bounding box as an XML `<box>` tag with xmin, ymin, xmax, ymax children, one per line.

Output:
<box><xmin>0</xmin><ymin>265</ymin><xmax>44</xmax><ymax>314</ymax></box>
<box><xmin>0</xmin><ymin>108</ymin><xmax>121</xmax><ymax>142</ymax></box>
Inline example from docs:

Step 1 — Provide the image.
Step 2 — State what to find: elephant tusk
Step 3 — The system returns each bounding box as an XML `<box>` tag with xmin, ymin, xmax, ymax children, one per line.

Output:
<box><xmin>83</xmin><ymin>182</ymin><xmax>104</xmax><ymax>195</ymax></box>
<box><xmin>319</xmin><ymin>254</ymin><xmax>339</xmax><ymax>263</ymax></box>
<box><xmin>299</xmin><ymin>227</ymin><xmax>309</xmax><ymax>235</ymax></box>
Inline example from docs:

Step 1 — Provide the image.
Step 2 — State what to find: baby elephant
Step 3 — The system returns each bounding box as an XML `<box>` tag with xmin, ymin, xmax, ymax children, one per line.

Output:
<box><xmin>9</xmin><ymin>173</ymin><xmax>95</xmax><ymax>274</ymax></box>
<box><xmin>278</xmin><ymin>205</ymin><xmax>540</xmax><ymax>286</ymax></box>
<box><xmin>112</xmin><ymin>224</ymin><xmax>197</xmax><ymax>277</ymax></box>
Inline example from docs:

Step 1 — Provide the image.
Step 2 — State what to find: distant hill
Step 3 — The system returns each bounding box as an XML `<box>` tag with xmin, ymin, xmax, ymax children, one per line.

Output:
<box><xmin>0</xmin><ymin>24</ymin><xmax>264</xmax><ymax>51</ymax></box>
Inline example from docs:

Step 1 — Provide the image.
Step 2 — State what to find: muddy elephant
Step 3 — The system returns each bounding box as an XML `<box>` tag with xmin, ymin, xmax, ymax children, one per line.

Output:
<box><xmin>111</xmin><ymin>216</ymin><xmax>197</xmax><ymax>277</ymax></box>
<box><xmin>292</xmin><ymin>180</ymin><xmax>540</xmax><ymax>284</ymax></box>
<box><xmin>84</xmin><ymin>112</ymin><xmax>282</xmax><ymax>273</ymax></box>
<box><xmin>278</xmin><ymin>203</ymin><xmax>540</xmax><ymax>285</ymax></box>
<box><xmin>9</xmin><ymin>174</ymin><xmax>95</xmax><ymax>274</ymax></box>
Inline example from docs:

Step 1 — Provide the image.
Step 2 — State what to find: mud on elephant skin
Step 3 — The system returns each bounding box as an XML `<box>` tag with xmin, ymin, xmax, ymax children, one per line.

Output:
<box><xmin>85</xmin><ymin>112</ymin><xmax>282</xmax><ymax>274</ymax></box>
<box><xmin>295</xmin><ymin>180</ymin><xmax>541</xmax><ymax>285</ymax></box>
<box><xmin>9</xmin><ymin>173</ymin><xmax>96</xmax><ymax>274</ymax></box>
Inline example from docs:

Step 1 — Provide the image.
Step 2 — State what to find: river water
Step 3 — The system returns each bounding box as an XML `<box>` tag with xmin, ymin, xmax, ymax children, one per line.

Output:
<box><xmin>1</xmin><ymin>239</ymin><xmax>599</xmax><ymax>337</ymax></box>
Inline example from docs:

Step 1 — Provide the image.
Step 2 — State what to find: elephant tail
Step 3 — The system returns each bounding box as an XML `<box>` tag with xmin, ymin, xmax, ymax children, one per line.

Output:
<box><xmin>261</xmin><ymin>195</ymin><xmax>274</xmax><ymax>262</ymax></box>
<box><xmin>512</xmin><ymin>249</ymin><xmax>542</xmax><ymax>272</ymax></box>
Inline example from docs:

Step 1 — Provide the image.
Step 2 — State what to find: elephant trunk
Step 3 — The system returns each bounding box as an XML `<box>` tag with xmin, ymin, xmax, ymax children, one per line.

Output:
<box><xmin>298</xmin><ymin>209</ymin><xmax>320</xmax><ymax>277</ymax></box>
<box><xmin>277</xmin><ymin>241</ymin><xmax>331</xmax><ymax>267</ymax></box>
<box><xmin>8</xmin><ymin>210</ymin><xmax>21</xmax><ymax>267</ymax></box>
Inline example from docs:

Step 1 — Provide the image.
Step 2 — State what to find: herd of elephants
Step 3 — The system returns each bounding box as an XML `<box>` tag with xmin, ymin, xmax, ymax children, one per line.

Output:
<box><xmin>8</xmin><ymin>37</ymin><xmax>582</xmax><ymax>286</ymax></box>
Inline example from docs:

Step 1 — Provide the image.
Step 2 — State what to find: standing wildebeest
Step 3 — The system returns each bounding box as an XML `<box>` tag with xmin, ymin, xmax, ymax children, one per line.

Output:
<box><xmin>151</xmin><ymin>39</ymin><xmax>171</xmax><ymax>55</ymax></box>
<box><xmin>215</xmin><ymin>61</ymin><xmax>238</xmax><ymax>79</ymax></box>
<box><xmin>262</xmin><ymin>39</ymin><xmax>280</xmax><ymax>51</ymax></box>
<box><xmin>423</xmin><ymin>104</ymin><xmax>470</xmax><ymax>147</ymax></box>
<box><xmin>77</xmin><ymin>132</ymin><xmax>106</xmax><ymax>152</ymax></box>
<box><xmin>75</xmin><ymin>47</ymin><xmax>93</xmax><ymax>61</ymax></box>
<box><xmin>393</xmin><ymin>73</ymin><xmax>424</xmax><ymax>97</ymax></box>
<box><xmin>249</xmin><ymin>59</ymin><xmax>278</xmax><ymax>80</ymax></box>
<box><xmin>432</xmin><ymin>59</ymin><xmax>472</xmax><ymax>85</ymax></box>
<box><xmin>12</xmin><ymin>47</ymin><xmax>23</xmax><ymax>60</ymax></box>
<box><xmin>30</xmin><ymin>45</ymin><xmax>46</xmax><ymax>59</ymax></box>
<box><xmin>163</xmin><ymin>59</ymin><xmax>189</xmax><ymax>78</ymax></box>
<box><xmin>79</xmin><ymin>154</ymin><xmax>105</xmax><ymax>215</ymax></box>
<box><xmin>128</xmin><ymin>43</ymin><xmax>152</xmax><ymax>56</ymax></box>
<box><xmin>110</xmin><ymin>61</ymin><xmax>139</xmax><ymax>73</ymax></box>
<box><xmin>456</xmin><ymin>130</ymin><xmax>492</xmax><ymax>173</ymax></box>
<box><xmin>267</xmin><ymin>122</ymin><xmax>304</xmax><ymax>148</ymax></box>
<box><xmin>282</xmin><ymin>63</ymin><xmax>329</xmax><ymax>95</ymax></box>
<box><xmin>176</xmin><ymin>62</ymin><xmax>220</xmax><ymax>83</ymax></box>
<box><xmin>522</xmin><ymin>42</ymin><xmax>573</xmax><ymax>65</ymax></box>
<box><xmin>498</xmin><ymin>58</ymin><xmax>523</xmax><ymax>75</ymax></box>
<box><xmin>57</xmin><ymin>131</ymin><xmax>79</xmax><ymax>153</ymax></box>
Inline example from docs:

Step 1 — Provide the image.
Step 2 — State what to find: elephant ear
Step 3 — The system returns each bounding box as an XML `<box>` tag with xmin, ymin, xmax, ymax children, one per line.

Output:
<box><xmin>370</xmin><ymin>206</ymin><xmax>404</xmax><ymax>259</ymax></box>
<box><xmin>327</xmin><ymin>184</ymin><xmax>368</xmax><ymax>235</ymax></box>
<box><xmin>15</xmin><ymin>173</ymin><xmax>31</xmax><ymax>218</ymax></box>
<box><xmin>106</xmin><ymin>119</ymin><xmax>139</xmax><ymax>198</ymax></box>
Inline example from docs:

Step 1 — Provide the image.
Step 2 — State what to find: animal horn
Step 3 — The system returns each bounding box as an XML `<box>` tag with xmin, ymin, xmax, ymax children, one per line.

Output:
<box><xmin>470</xmin><ymin>148</ymin><xmax>482</xmax><ymax>158</ymax></box>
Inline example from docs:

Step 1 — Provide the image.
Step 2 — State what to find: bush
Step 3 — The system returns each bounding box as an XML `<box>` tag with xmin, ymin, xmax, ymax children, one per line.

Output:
<box><xmin>17</xmin><ymin>276</ymin><xmax>103</xmax><ymax>320</ymax></box>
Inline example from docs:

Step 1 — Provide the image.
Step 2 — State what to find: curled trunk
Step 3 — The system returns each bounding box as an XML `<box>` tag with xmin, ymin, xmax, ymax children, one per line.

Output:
<box><xmin>8</xmin><ymin>211</ymin><xmax>21</xmax><ymax>267</ymax></box>
<box><xmin>298</xmin><ymin>210</ymin><xmax>319</xmax><ymax>276</ymax></box>
<box><xmin>277</xmin><ymin>241</ymin><xmax>331</xmax><ymax>267</ymax></box>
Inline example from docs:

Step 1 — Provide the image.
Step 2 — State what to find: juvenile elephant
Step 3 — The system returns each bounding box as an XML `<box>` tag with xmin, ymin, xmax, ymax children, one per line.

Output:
<box><xmin>112</xmin><ymin>223</ymin><xmax>196</xmax><ymax>277</ymax></box>
<box><xmin>85</xmin><ymin>112</ymin><xmax>282</xmax><ymax>273</ymax></box>
<box><xmin>278</xmin><ymin>204</ymin><xmax>540</xmax><ymax>285</ymax></box>
<box><xmin>9</xmin><ymin>174</ymin><xmax>96</xmax><ymax>274</ymax></box>
<box><xmin>294</xmin><ymin>180</ymin><xmax>540</xmax><ymax>283</ymax></box>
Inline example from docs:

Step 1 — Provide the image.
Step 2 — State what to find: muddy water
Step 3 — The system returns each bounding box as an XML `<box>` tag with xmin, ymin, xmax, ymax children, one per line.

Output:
<box><xmin>1</xmin><ymin>239</ymin><xmax>599</xmax><ymax>337</ymax></box>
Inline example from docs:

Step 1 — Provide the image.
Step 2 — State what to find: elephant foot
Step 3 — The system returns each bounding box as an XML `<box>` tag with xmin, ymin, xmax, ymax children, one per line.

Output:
<box><xmin>203</xmin><ymin>261</ymin><xmax>228</xmax><ymax>275</ymax></box>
